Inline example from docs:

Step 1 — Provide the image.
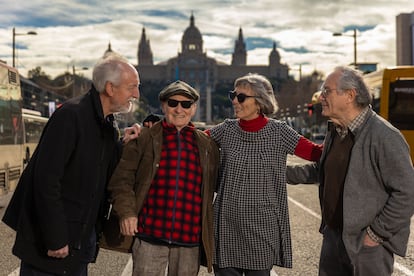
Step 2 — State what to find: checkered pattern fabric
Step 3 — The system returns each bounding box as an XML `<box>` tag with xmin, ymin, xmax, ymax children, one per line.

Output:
<box><xmin>210</xmin><ymin>119</ymin><xmax>300</xmax><ymax>269</ymax></box>
<box><xmin>138</xmin><ymin>122</ymin><xmax>203</xmax><ymax>245</ymax></box>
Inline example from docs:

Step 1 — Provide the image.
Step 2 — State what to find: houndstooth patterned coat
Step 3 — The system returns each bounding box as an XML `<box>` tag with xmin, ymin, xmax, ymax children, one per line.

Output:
<box><xmin>210</xmin><ymin>118</ymin><xmax>300</xmax><ymax>270</ymax></box>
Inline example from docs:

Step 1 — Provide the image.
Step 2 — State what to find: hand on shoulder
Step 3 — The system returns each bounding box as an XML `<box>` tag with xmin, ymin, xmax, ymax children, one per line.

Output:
<box><xmin>122</xmin><ymin>123</ymin><xmax>141</xmax><ymax>144</ymax></box>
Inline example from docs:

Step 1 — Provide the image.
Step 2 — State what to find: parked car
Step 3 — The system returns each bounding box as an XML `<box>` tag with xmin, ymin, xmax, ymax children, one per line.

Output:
<box><xmin>311</xmin><ymin>133</ymin><xmax>325</xmax><ymax>144</ymax></box>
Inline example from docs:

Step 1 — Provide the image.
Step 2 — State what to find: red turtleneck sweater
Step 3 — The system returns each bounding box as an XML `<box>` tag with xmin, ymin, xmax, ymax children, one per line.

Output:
<box><xmin>206</xmin><ymin>115</ymin><xmax>322</xmax><ymax>161</ymax></box>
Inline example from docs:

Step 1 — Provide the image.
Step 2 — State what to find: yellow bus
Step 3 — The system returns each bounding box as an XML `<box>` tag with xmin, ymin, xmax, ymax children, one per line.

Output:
<box><xmin>364</xmin><ymin>66</ymin><xmax>414</xmax><ymax>163</ymax></box>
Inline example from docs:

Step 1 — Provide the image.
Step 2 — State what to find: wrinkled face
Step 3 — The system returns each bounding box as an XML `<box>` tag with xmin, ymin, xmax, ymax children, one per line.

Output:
<box><xmin>110</xmin><ymin>65</ymin><xmax>140</xmax><ymax>113</ymax></box>
<box><xmin>161</xmin><ymin>94</ymin><xmax>197</xmax><ymax>130</ymax></box>
<box><xmin>319</xmin><ymin>71</ymin><xmax>350</xmax><ymax>125</ymax></box>
<box><xmin>231</xmin><ymin>85</ymin><xmax>260</xmax><ymax>121</ymax></box>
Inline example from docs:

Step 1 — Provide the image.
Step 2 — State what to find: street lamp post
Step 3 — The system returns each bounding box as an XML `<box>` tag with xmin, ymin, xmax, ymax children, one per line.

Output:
<box><xmin>333</xmin><ymin>28</ymin><xmax>357</xmax><ymax>69</ymax></box>
<box><xmin>12</xmin><ymin>27</ymin><xmax>37</xmax><ymax>68</ymax></box>
<box><xmin>72</xmin><ymin>65</ymin><xmax>89</xmax><ymax>98</ymax></box>
<box><xmin>290</xmin><ymin>64</ymin><xmax>302</xmax><ymax>81</ymax></box>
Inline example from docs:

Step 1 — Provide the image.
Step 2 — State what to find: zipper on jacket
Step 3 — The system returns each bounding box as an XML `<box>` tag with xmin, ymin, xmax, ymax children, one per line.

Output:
<box><xmin>169</xmin><ymin>130</ymin><xmax>182</xmax><ymax>243</ymax></box>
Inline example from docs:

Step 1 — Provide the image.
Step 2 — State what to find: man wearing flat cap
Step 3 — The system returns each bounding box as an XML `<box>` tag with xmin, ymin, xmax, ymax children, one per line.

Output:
<box><xmin>108</xmin><ymin>80</ymin><xmax>219</xmax><ymax>275</ymax></box>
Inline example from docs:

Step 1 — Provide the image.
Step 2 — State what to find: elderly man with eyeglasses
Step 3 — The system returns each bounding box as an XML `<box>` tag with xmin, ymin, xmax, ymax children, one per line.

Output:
<box><xmin>287</xmin><ymin>66</ymin><xmax>414</xmax><ymax>276</ymax></box>
<box><xmin>107</xmin><ymin>80</ymin><xmax>219</xmax><ymax>276</ymax></box>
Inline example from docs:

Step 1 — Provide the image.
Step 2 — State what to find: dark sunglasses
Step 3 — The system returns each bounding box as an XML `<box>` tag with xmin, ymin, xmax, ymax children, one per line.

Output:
<box><xmin>167</xmin><ymin>99</ymin><xmax>194</xmax><ymax>109</ymax></box>
<box><xmin>228</xmin><ymin>91</ymin><xmax>259</xmax><ymax>103</ymax></box>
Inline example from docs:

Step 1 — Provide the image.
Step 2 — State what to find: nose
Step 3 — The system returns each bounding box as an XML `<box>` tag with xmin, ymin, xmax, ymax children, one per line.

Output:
<box><xmin>318</xmin><ymin>93</ymin><xmax>324</xmax><ymax>102</ymax></box>
<box><xmin>175</xmin><ymin>103</ymin><xmax>185</xmax><ymax>111</ymax></box>
<box><xmin>133</xmin><ymin>87</ymin><xmax>140</xmax><ymax>99</ymax></box>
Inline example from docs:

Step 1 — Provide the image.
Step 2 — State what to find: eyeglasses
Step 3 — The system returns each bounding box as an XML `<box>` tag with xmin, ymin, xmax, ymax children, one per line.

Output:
<box><xmin>320</xmin><ymin>88</ymin><xmax>339</xmax><ymax>98</ymax></box>
<box><xmin>228</xmin><ymin>91</ymin><xmax>259</xmax><ymax>103</ymax></box>
<box><xmin>167</xmin><ymin>99</ymin><xmax>194</xmax><ymax>109</ymax></box>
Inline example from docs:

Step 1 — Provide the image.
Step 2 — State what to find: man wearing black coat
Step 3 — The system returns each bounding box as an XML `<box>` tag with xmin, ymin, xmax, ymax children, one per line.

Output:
<box><xmin>2</xmin><ymin>55</ymin><xmax>140</xmax><ymax>276</ymax></box>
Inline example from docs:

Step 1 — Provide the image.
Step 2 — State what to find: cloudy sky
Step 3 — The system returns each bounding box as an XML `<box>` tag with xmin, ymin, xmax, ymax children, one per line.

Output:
<box><xmin>1</xmin><ymin>0</ymin><xmax>412</xmax><ymax>80</ymax></box>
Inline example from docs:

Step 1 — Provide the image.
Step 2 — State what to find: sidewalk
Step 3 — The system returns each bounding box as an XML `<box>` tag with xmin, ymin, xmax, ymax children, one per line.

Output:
<box><xmin>0</xmin><ymin>191</ymin><xmax>13</xmax><ymax>209</ymax></box>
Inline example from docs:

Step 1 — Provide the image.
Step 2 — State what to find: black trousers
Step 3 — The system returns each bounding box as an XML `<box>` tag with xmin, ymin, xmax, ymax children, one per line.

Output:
<box><xmin>319</xmin><ymin>226</ymin><xmax>394</xmax><ymax>276</ymax></box>
<box><xmin>20</xmin><ymin>261</ymin><xmax>88</xmax><ymax>276</ymax></box>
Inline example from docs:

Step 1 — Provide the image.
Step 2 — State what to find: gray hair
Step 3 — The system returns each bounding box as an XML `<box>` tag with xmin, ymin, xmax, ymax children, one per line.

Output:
<box><xmin>92</xmin><ymin>54</ymin><xmax>130</xmax><ymax>93</ymax></box>
<box><xmin>334</xmin><ymin>66</ymin><xmax>372</xmax><ymax>107</ymax></box>
<box><xmin>234</xmin><ymin>73</ymin><xmax>279</xmax><ymax>115</ymax></box>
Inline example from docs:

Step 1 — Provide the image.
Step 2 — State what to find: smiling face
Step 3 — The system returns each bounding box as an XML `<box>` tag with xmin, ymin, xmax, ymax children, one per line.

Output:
<box><xmin>110</xmin><ymin>64</ymin><xmax>140</xmax><ymax>113</ymax></box>
<box><xmin>231</xmin><ymin>85</ymin><xmax>260</xmax><ymax>121</ymax></box>
<box><xmin>161</xmin><ymin>94</ymin><xmax>197</xmax><ymax>130</ymax></box>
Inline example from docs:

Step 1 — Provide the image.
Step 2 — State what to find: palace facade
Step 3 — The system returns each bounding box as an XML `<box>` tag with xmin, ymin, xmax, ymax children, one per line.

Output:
<box><xmin>106</xmin><ymin>14</ymin><xmax>290</xmax><ymax>122</ymax></box>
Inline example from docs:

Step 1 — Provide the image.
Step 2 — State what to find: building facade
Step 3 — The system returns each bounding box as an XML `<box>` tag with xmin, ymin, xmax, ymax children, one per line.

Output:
<box><xmin>396</xmin><ymin>12</ymin><xmax>414</xmax><ymax>65</ymax></box>
<box><xmin>133</xmin><ymin>14</ymin><xmax>289</xmax><ymax>122</ymax></box>
<box><xmin>20</xmin><ymin>77</ymin><xmax>67</xmax><ymax>117</ymax></box>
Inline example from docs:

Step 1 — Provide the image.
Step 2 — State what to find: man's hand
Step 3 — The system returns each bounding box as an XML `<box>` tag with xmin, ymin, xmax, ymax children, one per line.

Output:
<box><xmin>363</xmin><ymin>232</ymin><xmax>380</xmax><ymax>247</ymax></box>
<box><xmin>47</xmin><ymin>245</ymin><xmax>69</xmax><ymax>258</ymax></box>
<box><xmin>120</xmin><ymin>216</ymin><xmax>138</xmax><ymax>236</ymax></box>
<box><xmin>122</xmin><ymin>123</ymin><xmax>141</xmax><ymax>144</ymax></box>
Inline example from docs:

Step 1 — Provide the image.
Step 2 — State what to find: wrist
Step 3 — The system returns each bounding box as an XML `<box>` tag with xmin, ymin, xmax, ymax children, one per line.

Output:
<box><xmin>366</xmin><ymin>226</ymin><xmax>384</xmax><ymax>244</ymax></box>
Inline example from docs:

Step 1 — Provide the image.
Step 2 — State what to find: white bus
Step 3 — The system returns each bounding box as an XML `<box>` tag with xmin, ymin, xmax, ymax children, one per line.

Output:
<box><xmin>0</xmin><ymin>63</ymin><xmax>48</xmax><ymax>194</ymax></box>
<box><xmin>21</xmin><ymin>108</ymin><xmax>48</xmax><ymax>165</ymax></box>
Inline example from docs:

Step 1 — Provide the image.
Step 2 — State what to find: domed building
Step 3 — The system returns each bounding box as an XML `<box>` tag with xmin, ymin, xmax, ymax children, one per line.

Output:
<box><xmin>134</xmin><ymin>13</ymin><xmax>289</xmax><ymax>122</ymax></box>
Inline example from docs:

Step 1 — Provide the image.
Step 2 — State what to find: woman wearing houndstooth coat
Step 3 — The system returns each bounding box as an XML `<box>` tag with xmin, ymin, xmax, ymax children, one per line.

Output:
<box><xmin>207</xmin><ymin>73</ymin><xmax>322</xmax><ymax>276</ymax></box>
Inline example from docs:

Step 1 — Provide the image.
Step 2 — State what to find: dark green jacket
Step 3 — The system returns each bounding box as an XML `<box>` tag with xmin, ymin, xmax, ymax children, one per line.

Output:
<box><xmin>108</xmin><ymin>121</ymin><xmax>219</xmax><ymax>272</ymax></box>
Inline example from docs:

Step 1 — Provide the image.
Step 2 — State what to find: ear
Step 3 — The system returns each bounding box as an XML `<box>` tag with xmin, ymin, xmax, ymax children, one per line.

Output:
<box><xmin>347</xmin><ymin>88</ymin><xmax>357</xmax><ymax>103</ymax></box>
<box><xmin>161</xmin><ymin>102</ymin><xmax>167</xmax><ymax>114</ymax></box>
<box><xmin>256</xmin><ymin>102</ymin><xmax>261</xmax><ymax>113</ymax></box>
<box><xmin>105</xmin><ymin>82</ymin><xmax>114</xmax><ymax>96</ymax></box>
<box><xmin>190</xmin><ymin>103</ymin><xmax>197</xmax><ymax>117</ymax></box>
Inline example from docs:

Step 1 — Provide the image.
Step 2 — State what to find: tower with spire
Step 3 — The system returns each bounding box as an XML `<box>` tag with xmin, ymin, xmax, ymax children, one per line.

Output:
<box><xmin>133</xmin><ymin>13</ymin><xmax>289</xmax><ymax>123</ymax></box>
<box><xmin>138</xmin><ymin>27</ymin><xmax>153</xmax><ymax>65</ymax></box>
<box><xmin>231</xmin><ymin>28</ymin><xmax>247</xmax><ymax>66</ymax></box>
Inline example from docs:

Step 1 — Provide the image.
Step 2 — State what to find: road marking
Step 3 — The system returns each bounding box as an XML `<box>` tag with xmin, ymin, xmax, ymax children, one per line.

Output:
<box><xmin>288</xmin><ymin>196</ymin><xmax>414</xmax><ymax>276</ymax></box>
<box><xmin>288</xmin><ymin>196</ymin><xmax>321</xmax><ymax>220</ymax></box>
<box><xmin>8</xmin><ymin>268</ymin><xmax>19</xmax><ymax>276</ymax></box>
<box><xmin>121</xmin><ymin>256</ymin><xmax>132</xmax><ymax>276</ymax></box>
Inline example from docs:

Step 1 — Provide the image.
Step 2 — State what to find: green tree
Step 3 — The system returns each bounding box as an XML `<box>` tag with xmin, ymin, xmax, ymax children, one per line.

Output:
<box><xmin>28</xmin><ymin>66</ymin><xmax>51</xmax><ymax>80</ymax></box>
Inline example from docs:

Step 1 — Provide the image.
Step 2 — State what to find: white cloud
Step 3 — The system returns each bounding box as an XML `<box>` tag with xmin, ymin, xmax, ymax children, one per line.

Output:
<box><xmin>1</xmin><ymin>0</ymin><xmax>412</xmax><ymax>80</ymax></box>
